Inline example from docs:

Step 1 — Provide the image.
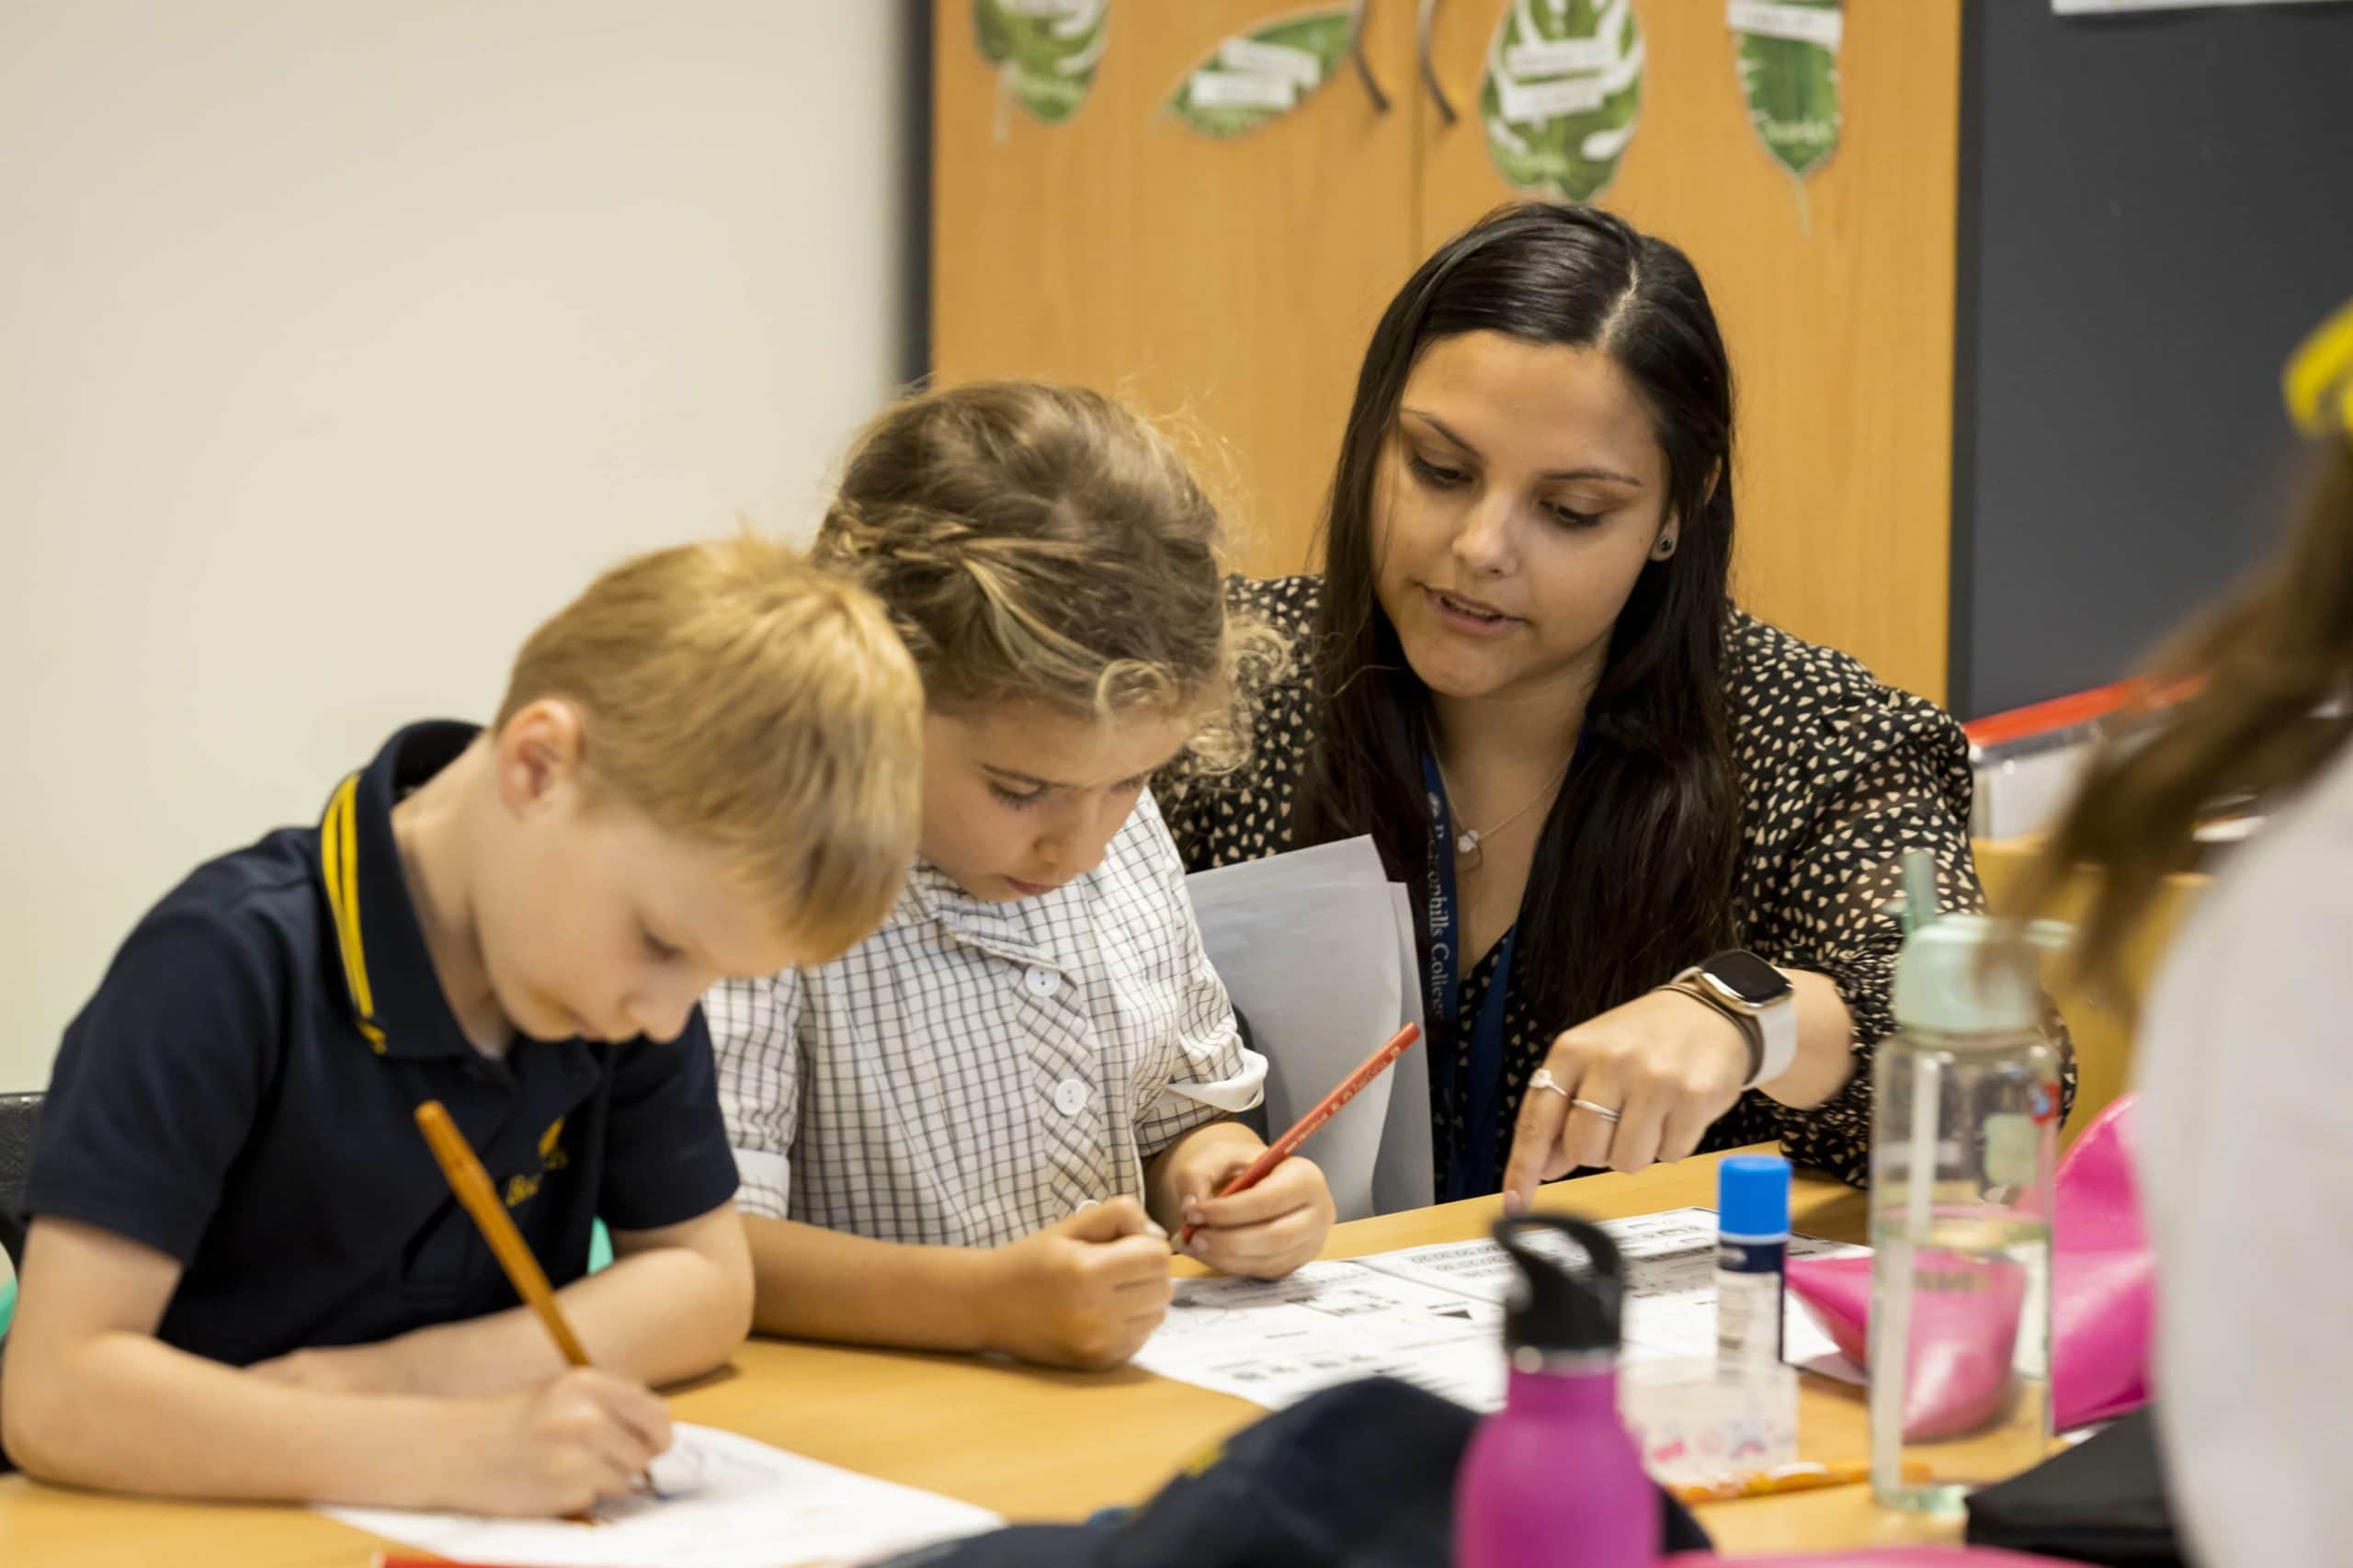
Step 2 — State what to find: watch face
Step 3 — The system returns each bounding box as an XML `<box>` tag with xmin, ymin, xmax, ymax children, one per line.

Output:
<box><xmin>1706</xmin><ymin>949</ymin><xmax>1790</xmax><ymax>1006</ymax></box>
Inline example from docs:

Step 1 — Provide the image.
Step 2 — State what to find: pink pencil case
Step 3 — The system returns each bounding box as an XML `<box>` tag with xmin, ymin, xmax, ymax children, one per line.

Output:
<box><xmin>1787</xmin><ymin>1096</ymin><xmax>2152</xmax><ymax>1436</ymax></box>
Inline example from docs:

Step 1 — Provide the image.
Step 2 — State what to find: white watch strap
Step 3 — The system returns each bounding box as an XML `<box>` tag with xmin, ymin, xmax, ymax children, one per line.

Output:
<box><xmin>1749</xmin><ymin>991</ymin><xmax>1798</xmax><ymax>1088</ymax></box>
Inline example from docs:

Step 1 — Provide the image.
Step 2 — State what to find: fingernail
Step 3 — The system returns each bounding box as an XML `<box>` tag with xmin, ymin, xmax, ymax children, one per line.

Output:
<box><xmin>1184</xmin><ymin>1208</ymin><xmax>1205</xmax><ymax>1224</ymax></box>
<box><xmin>1144</xmin><ymin>1220</ymin><xmax>1168</xmax><ymax>1240</ymax></box>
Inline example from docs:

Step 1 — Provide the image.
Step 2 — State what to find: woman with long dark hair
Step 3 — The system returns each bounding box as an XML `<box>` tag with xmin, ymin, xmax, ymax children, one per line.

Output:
<box><xmin>1164</xmin><ymin>203</ymin><xmax>2058</xmax><ymax>1199</ymax></box>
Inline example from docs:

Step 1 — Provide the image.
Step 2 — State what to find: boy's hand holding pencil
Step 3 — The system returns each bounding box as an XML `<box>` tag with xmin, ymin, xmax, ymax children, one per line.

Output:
<box><xmin>439</xmin><ymin>1367</ymin><xmax>674</xmax><ymax>1518</ymax></box>
<box><xmin>382</xmin><ymin>1366</ymin><xmax>673</xmax><ymax>1520</ymax></box>
<box><xmin>404</xmin><ymin>1101</ymin><xmax>675</xmax><ymax>1517</ymax></box>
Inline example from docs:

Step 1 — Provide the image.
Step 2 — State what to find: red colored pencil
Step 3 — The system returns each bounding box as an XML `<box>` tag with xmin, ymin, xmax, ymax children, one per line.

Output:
<box><xmin>1177</xmin><ymin>1022</ymin><xmax>1421</xmax><ymax>1247</ymax></box>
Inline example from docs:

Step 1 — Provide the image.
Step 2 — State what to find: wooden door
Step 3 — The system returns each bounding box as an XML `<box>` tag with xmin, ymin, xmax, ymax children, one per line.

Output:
<box><xmin>1418</xmin><ymin>0</ymin><xmax>1962</xmax><ymax>702</ymax></box>
<box><xmin>933</xmin><ymin>1</ymin><xmax>1424</xmax><ymax>577</ymax></box>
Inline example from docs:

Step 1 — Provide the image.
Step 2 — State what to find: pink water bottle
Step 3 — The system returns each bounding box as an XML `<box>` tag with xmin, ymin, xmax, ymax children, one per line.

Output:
<box><xmin>1456</xmin><ymin>1215</ymin><xmax>1659</xmax><ymax>1568</ymax></box>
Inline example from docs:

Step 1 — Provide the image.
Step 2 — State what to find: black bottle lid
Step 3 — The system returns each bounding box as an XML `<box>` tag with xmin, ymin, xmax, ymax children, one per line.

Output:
<box><xmin>1494</xmin><ymin>1213</ymin><xmax>1624</xmax><ymax>1356</ymax></box>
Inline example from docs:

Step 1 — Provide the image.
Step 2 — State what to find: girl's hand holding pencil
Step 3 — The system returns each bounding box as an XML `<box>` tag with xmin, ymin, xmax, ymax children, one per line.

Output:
<box><xmin>1172</xmin><ymin>1022</ymin><xmax>1417</xmax><ymax>1276</ymax></box>
<box><xmin>1175</xmin><ymin>1153</ymin><xmax>1336</xmax><ymax>1279</ymax></box>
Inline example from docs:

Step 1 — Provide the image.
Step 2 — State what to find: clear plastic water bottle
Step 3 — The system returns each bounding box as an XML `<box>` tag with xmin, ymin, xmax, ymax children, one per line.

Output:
<box><xmin>1869</xmin><ymin>897</ymin><xmax>2066</xmax><ymax>1511</ymax></box>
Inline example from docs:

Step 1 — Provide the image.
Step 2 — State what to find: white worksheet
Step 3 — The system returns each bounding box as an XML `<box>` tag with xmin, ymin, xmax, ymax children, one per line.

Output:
<box><xmin>1132</xmin><ymin>1207</ymin><xmax>1869</xmax><ymax>1413</ymax></box>
<box><xmin>1132</xmin><ymin>1256</ymin><xmax>1512</xmax><ymax>1410</ymax></box>
<box><xmin>325</xmin><ymin>1422</ymin><xmax>1001</xmax><ymax>1568</ymax></box>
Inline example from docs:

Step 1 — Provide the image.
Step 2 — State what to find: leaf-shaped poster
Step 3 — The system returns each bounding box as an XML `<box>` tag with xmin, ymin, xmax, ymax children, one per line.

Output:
<box><xmin>1169</xmin><ymin>6</ymin><xmax>1357</xmax><ymax>139</ymax></box>
<box><xmin>1728</xmin><ymin>0</ymin><xmax>1842</xmax><ymax>203</ymax></box>
<box><xmin>1481</xmin><ymin>0</ymin><xmax>1644</xmax><ymax>202</ymax></box>
<box><xmin>974</xmin><ymin>0</ymin><xmax>1110</xmax><ymax>127</ymax></box>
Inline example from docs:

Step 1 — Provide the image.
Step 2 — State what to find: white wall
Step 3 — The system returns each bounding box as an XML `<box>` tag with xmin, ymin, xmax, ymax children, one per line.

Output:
<box><xmin>0</xmin><ymin>3</ymin><xmax>913</xmax><ymax>1088</ymax></box>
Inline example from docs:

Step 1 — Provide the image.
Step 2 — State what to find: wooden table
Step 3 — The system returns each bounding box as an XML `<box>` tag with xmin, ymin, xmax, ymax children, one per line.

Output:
<box><xmin>0</xmin><ymin>1148</ymin><xmax>1961</xmax><ymax>1564</ymax></box>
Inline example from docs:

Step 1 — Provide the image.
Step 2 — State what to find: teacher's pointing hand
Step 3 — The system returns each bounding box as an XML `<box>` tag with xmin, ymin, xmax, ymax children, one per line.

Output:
<box><xmin>1502</xmin><ymin>987</ymin><xmax>1753</xmax><ymax>1202</ymax></box>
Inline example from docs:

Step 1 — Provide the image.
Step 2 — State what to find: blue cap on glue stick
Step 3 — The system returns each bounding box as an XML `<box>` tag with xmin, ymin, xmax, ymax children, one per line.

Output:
<box><xmin>1718</xmin><ymin>1153</ymin><xmax>1790</xmax><ymax>1239</ymax></box>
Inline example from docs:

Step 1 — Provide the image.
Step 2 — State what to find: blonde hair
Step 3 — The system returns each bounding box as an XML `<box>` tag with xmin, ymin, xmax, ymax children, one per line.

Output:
<box><xmin>813</xmin><ymin>381</ymin><xmax>1281</xmax><ymax>771</ymax></box>
<box><xmin>495</xmin><ymin>536</ymin><xmax>924</xmax><ymax>960</ymax></box>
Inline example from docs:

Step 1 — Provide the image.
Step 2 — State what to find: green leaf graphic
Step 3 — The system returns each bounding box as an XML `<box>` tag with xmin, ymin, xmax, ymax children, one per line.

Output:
<box><xmin>1168</xmin><ymin>7</ymin><xmax>1357</xmax><ymax>139</ymax></box>
<box><xmin>1733</xmin><ymin>0</ymin><xmax>1842</xmax><ymax>180</ymax></box>
<box><xmin>974</xmin><ymin>0</ymin><xmax>1110</xmax><ymax>126</ymax></box>
<box><xmin>1481</xmin><ymin>0</ymin><xmax>1643</xmax><ymax>202</ymax></box>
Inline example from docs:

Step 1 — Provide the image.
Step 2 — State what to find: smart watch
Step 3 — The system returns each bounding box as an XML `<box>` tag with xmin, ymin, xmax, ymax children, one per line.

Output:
<box><xmin>1665</xmin><ymin>949</ymin><xmax>1797</xmax><ymax>1089</ymax></box>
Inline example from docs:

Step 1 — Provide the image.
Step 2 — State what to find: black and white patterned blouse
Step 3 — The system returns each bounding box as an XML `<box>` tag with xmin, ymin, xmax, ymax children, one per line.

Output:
<box><xmin>1162</xmin><ymin>575</ymin><xmax>2072</xmax><ymax>1190</ymax></box>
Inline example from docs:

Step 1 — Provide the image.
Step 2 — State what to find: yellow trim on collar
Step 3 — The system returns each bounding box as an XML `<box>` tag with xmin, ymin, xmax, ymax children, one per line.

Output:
<box><xmin>2284</xmin><ymin>299</ymin><xmax>2353</xmax><ymax>439</ymax></box>
<box><xmin>320</xmin><ymin>772</ymin><xmax>387</xmax><ymax>1054</ymax></box>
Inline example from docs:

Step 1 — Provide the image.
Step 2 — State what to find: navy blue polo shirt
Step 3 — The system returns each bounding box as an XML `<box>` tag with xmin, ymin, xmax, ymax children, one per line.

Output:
<box><xmin>20</xmin><ymin>722</ymin><xmax>740</xmax><ymax>1367</ymax></box>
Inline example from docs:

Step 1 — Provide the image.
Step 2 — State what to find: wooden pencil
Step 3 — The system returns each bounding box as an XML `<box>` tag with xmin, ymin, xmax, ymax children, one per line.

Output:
<box><xmin>413</xmin><ymin>1099</ymin><xmax>593</xmax><ymax>1366</ymax></box>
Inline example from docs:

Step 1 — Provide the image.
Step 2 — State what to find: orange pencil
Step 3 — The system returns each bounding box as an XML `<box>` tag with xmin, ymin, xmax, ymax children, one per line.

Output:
<box><xmin>414</xmin><ymin>1101</ymin><xmax>656</xmax><ymax>1510</ymax></box>
<box><xmin>1666</xmin><ymin>1459</ymin><xmax>1930</xmax><ymax>1505</ymax></box>
<box><xmin>1177</xmin><ymin>1022</ymin><xmax>1421</xmax><ymax>1247</ymax></box>
<box><xmin>413</xmin><ymin>1101</ymin><xmax>595</xmax><ymax>1367</ymax></box>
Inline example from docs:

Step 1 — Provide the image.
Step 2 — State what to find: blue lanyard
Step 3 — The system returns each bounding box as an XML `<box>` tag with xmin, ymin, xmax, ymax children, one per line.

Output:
<box><xmin>1421</xmin><ymin>754</ymin><xmax>1519</xmax><ymax>1202</ymax></box>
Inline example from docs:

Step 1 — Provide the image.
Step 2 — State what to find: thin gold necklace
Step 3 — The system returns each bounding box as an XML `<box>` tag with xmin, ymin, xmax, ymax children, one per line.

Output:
<box><xmin>1432</xmin><ymin>752</ymin><xmax>1573</xmax><ymax>871</ymax></box>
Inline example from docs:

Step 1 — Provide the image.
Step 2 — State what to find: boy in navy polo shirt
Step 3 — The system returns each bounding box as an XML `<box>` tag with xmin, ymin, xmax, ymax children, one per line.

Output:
<box><xmin>0</xmin><ymin>538</ymin><xmax>923</xmax><ymax>1517</ymax></box>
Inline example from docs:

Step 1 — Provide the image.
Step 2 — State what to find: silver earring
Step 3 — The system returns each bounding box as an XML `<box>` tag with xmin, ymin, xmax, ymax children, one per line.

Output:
<box><xmin>1654</xmin><ymin>539</ymin><xmax>1677</xmax><ymax>560</ymax></box>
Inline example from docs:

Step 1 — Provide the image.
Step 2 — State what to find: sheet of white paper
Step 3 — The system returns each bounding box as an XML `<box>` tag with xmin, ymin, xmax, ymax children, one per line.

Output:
<box><xmin>1185</xmin><ymin>837</ymin><xmax>1431</xmax><ymax>1221</ymax></box>
<box><xmin>1359</xmin><ymin>1210</ymin><xmax>1868</xmax><ymax>1371</ymax></box>
<box><xmin>1131</xmin><ymin>1257</ymin><xmax>1510</xmax><ymax>1411</ymax></box>
<box><xmin>324</xmin><ymin>1422</ymin><xmax>1001</xmax><ymax>1568</ymax></box>
<box><xmin>1185</xmin><ymin>834</ymin><xmax>1392</xmax><ymax>899</ymax></box>
<box><xmin>1136</xmin><ymin>1208</ymin><xmax>1870</xmax><ymax>1414</ymax></box>
<box><xmin>1194</xmin><ymin>883</ymin><xmax>1400</xmax><ymax>1221</ymax></box>
<box><xmin>1375</xmin><ymin>882</ymin><xmax>1435</xmax><ymax>1214</ymax></box>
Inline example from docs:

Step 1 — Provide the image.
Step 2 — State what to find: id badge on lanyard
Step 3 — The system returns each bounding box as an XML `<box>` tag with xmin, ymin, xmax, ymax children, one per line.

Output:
<box><xmin>1420</xmin><ymin>754</ymin><xmax>1518</xmax><ymax>1201</ymax></box>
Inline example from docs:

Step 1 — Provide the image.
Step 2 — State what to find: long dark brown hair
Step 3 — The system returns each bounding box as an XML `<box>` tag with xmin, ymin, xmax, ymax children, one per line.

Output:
<box><xmin>1294</xmin><ymin>203</ymin><xmax>1742</xmax><ymax>1030</ymax></box>
<box><xmin>2020</xmin><ymin>437</ymin><xmax>2353</xmax><ymax>1003</ymax></box>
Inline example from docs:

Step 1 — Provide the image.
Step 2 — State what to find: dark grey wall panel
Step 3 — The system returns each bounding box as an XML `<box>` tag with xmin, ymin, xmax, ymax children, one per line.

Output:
<box><xmin>1952</xmin><ymin>0</ymin><xmax>2353</xmax><ymax>720</ymax></box>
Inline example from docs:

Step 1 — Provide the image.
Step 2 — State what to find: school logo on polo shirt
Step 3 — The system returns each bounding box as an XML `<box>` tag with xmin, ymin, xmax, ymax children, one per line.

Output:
<box><xmin>504</xmin><ymin>1116</ymin><xmax>572</xmax><ymax>1208</ymax></box>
